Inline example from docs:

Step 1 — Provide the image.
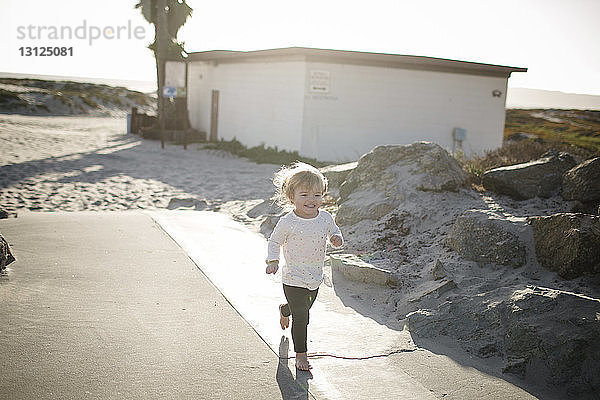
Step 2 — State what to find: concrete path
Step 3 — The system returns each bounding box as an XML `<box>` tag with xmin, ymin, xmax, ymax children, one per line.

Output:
<box><xmin>150</xmin><ymin>210</ymin><xmax>543</xmax><ymax>400</ymax></box>
<box><xmin>0</xmin><ymin>212</ymin><xmax>312</xmax><ymax>400</ymax></box>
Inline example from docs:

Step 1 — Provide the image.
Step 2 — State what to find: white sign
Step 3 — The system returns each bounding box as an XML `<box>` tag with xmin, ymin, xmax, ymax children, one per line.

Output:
<box><xmin>310</xmin><ymin>70</ymin><xmax>330</xmax><ymax>93</ymax></box>
<box><xmin>165</xmin><ymin>61</ymin><xmax>186</xmax><ymax>88</ymax></box>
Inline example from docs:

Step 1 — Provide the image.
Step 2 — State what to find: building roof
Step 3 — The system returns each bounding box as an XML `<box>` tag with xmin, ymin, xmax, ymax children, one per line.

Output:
<box><xmin>186</xmin><ymin>47</ymin><xmax>527</xmax><ymax>78</ymax></box>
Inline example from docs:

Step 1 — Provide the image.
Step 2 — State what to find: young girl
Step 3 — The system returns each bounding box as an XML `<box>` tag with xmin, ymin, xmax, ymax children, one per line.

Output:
<box><xmin>265</xmin><ymin>162</ymin><xmax>343</xmax><ymax>371</ymax></box>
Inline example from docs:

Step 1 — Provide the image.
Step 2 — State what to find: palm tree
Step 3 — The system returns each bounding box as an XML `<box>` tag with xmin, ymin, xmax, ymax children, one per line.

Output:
<box><xmin>135</xmin><ymin>0</ymin><xmax>192</xmax><ymax>146</ymax></box>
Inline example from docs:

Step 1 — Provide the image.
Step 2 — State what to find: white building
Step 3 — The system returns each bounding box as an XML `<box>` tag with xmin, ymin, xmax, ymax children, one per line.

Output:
<box><xmin>186</xmin><ymin>47</ymin><xmax>526</xmax><ymax>162</ymax></box>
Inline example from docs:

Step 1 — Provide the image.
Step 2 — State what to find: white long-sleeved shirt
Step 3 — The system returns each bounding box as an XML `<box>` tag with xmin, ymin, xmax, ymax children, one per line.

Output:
<box><xmin>267</xmin><ymin>209</ymin><xmax>343</xmax><ymax>290</ymax></box>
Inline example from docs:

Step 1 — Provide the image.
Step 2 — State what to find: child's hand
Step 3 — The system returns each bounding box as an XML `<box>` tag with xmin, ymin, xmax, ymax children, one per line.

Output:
<box><xmin>266</xmin><ymin>261</ymin><xmax>279</xmax><ymax>274</ymax></box>
<box><xmin>330</xmin><ymin>235</ymin><xmax>343</xmax><ymax>248</ymax></box>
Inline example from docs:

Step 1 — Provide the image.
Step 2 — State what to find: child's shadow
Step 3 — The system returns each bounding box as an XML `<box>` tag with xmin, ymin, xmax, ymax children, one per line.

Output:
<box><xmin>276</xmin><ymin>336</ymin><xmax>314</xmax><ymax>400</ymax></box>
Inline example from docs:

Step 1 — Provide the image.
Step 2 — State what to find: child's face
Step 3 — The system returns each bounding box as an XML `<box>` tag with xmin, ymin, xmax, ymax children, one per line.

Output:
<box><xmin>291</xmin><ymin>185</ymin><xmax>323</xmax><ymax>218</ymax></box>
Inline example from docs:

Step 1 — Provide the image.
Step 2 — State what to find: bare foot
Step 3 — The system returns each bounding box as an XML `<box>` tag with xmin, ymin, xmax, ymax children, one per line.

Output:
<box><xmin>279</xmin><ymin>304</ymin><xmax>289</xmax><ymax>330</ymax></box>
<box><xmin>296</xmin><ymin>352</ymin><xmax>312</xmax><ymax>370</ymax></box>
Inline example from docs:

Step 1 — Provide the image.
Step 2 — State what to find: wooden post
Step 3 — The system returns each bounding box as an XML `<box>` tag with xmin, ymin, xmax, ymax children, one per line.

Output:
<box><xmin>210</xmin><ymin>90</ymin><xmax>219</xmax><ymax>142</ymax></box>
<box><xmin>131</xmin><ymin>107</ymin><xmax>138</xmax><ymax>134</ymax></box>
<box><xmin>156</xmin><ymin>0</ymin><xmax>168</xmax><ymax>149</ymax></box>
<box><xmin>183</xmin><ymin>62</ymin><xmax>189</xmax><ymax>150</ymax></box>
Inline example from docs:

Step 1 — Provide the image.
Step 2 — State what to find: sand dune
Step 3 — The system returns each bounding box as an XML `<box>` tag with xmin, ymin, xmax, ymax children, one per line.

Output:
<box><xmin>0</xmin><ymin>114</ymin><xmax>277</xmax><ymax>214</ymax></box>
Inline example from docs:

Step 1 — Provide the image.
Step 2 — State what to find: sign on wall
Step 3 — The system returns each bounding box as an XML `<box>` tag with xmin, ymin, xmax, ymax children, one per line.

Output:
<box><xmin>162</xmin><ymin>86</ymin><xmax>177</xmax><ymax>98</ymax></box>
<box><xmin>310</xmin><ymin>70</ymin><xmax>330</xmax><ymax>93</ymax></box>
<box><xmin>165</xmin><ymin>61</ymin><xmax>186</xmax><ymax>97</ymax></box>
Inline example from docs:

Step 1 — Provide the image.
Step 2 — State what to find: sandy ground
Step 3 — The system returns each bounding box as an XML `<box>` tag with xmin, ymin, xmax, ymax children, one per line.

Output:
<box><xmin>0</xmin><ymin>114</ymin><xmax>278</xmax><ymax>216</ymax></box>
<box><xmin>2</xmin><ymin>114</ymin><xmax>595</xmax><ymax>309</ymax></box>
<box><xmin>2</xmin><ymin>114</ymin><xmax>596</xmax><ymax>399</ymax></box>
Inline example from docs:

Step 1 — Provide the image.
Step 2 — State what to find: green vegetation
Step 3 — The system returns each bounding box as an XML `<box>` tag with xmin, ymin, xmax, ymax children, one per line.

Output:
<box><xmin>505</xmin><ymin>109</ymin><xmax>600</xmax><ymax>151</ymax></box>
<box><xmin>458</xmin><ymin>109</ymin><xmax>600</xmax><ymax>187</ymax></box>
<box><xmin>202</xmin><ymin>138</ymin><xmax>330</xmax><ymax>167</ymax></box>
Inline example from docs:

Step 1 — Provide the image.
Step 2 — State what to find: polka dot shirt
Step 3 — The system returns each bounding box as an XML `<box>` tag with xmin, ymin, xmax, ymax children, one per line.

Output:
<box><xmin>267</xmin><ymin>210</ymin><xmax>343</xmax><ymax>290</ymax></box>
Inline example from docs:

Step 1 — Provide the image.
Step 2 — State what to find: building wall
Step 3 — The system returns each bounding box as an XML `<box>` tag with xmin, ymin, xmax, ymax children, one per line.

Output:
<box><xmin>187</xmin><ymin>62</ymin><xmax>211</xmax><ymax>133</ymax></box>
<box><xmin>188</xmin><ymin>59</ymin><xmax>510</xmax><ymax>163</ymax></box>
<box><xmin>187</xmin><ymin>61</ymin><xmax>306</xmax><ymax>152</ymax></box>
<box><xmin>301</xmin><ymin>62</ymin><xmax>508</xmax><ymax>162</ymax></box>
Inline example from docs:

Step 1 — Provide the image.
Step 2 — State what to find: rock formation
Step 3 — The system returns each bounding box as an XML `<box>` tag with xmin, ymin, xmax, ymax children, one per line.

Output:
<box><xmin>0</xmin><ymin>233</ymin><xmax>16</xmax><ymax>271</ymax></box>
<box><xmin>482</xmin><ymin>151</ymin><xmax>577</xmax><ymax>200</ymax></box>
<box><xmin>446</xmin><ymin>210</ymin><xmax>529</xmax><ymax>268</ymax></box>
<box><xmin>528</xmin><ymin>213</ymin><xmax>600</xmax><ymax>279</ymax></box>
<box><xmin>320</xmin><ymin>162</ymin><xmax>357</xmax><ymax>198</ymax></box>
<box><xmin>408</xmin><ymin>286</ymin><xmax>600</xmax><ymax>397</ymax></box>
<box><xmin>336</xmin><ymin>142</ymin><xmax>465</xmax><ymax>226</ymax></box>
<box><xmin>562</xmin><ymin>157</ymin><xmax>600</xmax><ymax>203</ymax></box>
<box><xmin>252</xmin><ymin>142</ymin><xmax>600</xmax><ymax>398</ymax></box>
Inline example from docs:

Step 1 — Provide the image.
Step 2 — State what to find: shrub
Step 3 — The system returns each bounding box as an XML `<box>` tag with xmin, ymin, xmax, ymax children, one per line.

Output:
<box><xmin>458</xmin><ymin>139</ymin><xmax>599</xmax><ymax>187</ymax></box>
<box><xmin>202</xmin><ymin>138</ymin><xmax>329</xmax><ymax>167</ymax></box>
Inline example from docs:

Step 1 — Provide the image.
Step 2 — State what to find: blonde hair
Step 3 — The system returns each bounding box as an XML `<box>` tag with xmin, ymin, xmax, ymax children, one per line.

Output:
<box><xmin>272</xmin><ymin>162</ymin><xmax>328</xmax><ymax>207</ymax></box>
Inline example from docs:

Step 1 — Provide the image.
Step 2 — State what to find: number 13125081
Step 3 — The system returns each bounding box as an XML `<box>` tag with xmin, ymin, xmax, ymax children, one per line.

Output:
<box><xmin>19</xmin><ymin>47</ymin><xmax>73</xmax><ymax>56</ymax></box>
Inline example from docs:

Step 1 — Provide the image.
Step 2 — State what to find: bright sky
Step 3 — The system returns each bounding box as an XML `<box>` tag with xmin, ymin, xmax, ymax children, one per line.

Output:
<box><xmin>1</xmin><ymin>0</ymin><xmax>599</xmax><ymax>95</ymax></box>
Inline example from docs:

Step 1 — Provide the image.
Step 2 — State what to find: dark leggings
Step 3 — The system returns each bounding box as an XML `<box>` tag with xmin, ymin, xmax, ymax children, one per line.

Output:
<box><xmin>280</xmin><ymin>284</ymin><xmax>319</xmax><ymax>353</ymax></box>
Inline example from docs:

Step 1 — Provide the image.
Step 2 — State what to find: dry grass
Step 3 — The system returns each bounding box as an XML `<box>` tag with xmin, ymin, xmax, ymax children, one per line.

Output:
<box><xmin>202</xmin><ymin>138</ymin><xmax>330</xmax><ymax>167</ymax></box>
<box><xmin>458</xmin><ymin>109</ymin><xmax>600</xmax><ymax>188</ymax></box>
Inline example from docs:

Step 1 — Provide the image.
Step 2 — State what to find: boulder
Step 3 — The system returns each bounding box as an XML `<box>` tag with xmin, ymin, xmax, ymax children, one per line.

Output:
<box><xmin>407</xmin><ymin>287</ymin><xmax>512</xmax><ymax>358</ymax></box>
<box><xmin>446</xmin><ymin>210</ymin><xmax>528</xmax><ymax>268</ymax></box>
<box><xmin>248</xmin><ymin>199</ymin><xmax>285</xmax><ymax>239</ymax></box>
<box><xmin>407</xmin><ymin>279</ymin><xmax>456</xmax><ymax>303</ymax></box>
<box><xmin>482</xmin><ymin>151</ymin><xmax>577</xmax><ymax>200</ymax></box>
<box><xmin>330</xmin><ymin>253</ymin><xmax>399</xmax><ymax>287</ymax></box>
<box><xmin>336</xmin><ymin>189</ymin><xmax>397</xmax><ymax>227</ymax></box>
<box><xmin>562</xmin><ymin>157</ymin><xmax>600</xmax><ymax>203</ymax></box>
<box><xmin>246</xmin><ymin>199</ymin><xmax>283</xmax><ymax>219</ymax></box>
<box><xmin>319</xmin><ymin>162</ymin><xmax>357</xmax><ymax>197</ymax></box>
<box><xmin>167</xmin><ymin>197</ymin><xmax>209</xmax><ymax>210</ymax></box>
<box><xmin>407</xmin><ymin>286</ymin><xmax>600</xmax><ymax>398</ymax></box>
<box><xmin>259</xmin><ymin>215</ymin><xmax>281</xmax><ymax>238</ymax></box>
<box><xmin>503</xmin><ymin>287</ymin><xmax>600</xmax><ymax>397</ymax></box>
<box><xmin>432</xmin><ymin>259</ymin><xmax>447</xmax><ymax>281</ymax></box>
<box><xmin>528</xmin><ymin>213</ymin><xmax>600</xmax><ymax>279</ymax></box>
<box><xmin>336</xmin><ymin>142</ymin><xmax>465</xmax><ymax>226</ymax></box>
<box><xmin>1</xmin><ymin>233</ymin><xmax>16</xmax><ymax>271</ymax></box>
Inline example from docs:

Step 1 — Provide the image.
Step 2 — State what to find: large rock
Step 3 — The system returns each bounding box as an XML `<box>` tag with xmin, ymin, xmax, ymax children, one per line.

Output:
<box><xmin>1</xmin><ymin>233</ymin><xmax>16</xmax><ymax>271</ymax></box>
<box><xmin>246</xmin><ymin>199</ymin><xmax>283</xmax><ymax>219</ymax></box>
<box><xmin>562</xmin><ymin>157</ymin><xmax>600</xmax><ymax>203</ymax></box>
<box><xmin>503</xmin><ymin>287</ymin><xmax>600</xmax><ymax>398</ymax></box>
<box><xmin>482</xmin><ymin>151</ymin><xmax>577</xmax><ymax>200</ymax></box>
<box><xmin>336</xmin><ymin>142</ymin><xmax>465</xmax><ymax>226</ymax></box>
<box><xmin>320</xmin><ymin>162</ymin><xmax>357</xmax><ymax>198</ymax></box>
<box><xmin>528</xmin><ymin>213</ymin><xmax>600</xmax><ymax>279</ymax></box>
<box><xmin>446</xmin><ymin>210</ymin><xmax>528</xmax><ymax>268</ymax></box>
<box><xmin>247</xmin><ymin>199</ymin><xmax>285</xmax><ymax>238</ymax></box>
<box><xmin>407</xmin><ymin>286</ymin><xmax>600</xmax><ymax>398</ymax></box>
<box><xmin>407</xmin><ymin>287</ymin><xmax>513</xmax><ymax>359</ymax></box>
<box><xmin>330</xmin><ymin>253</ymin><xmax>399</xmax><ymax>287</ymax></box>
<box><xmin>167</xmin><ymin>197</ymin><xmax>209</xmax><ymax>210</ymax></box>
<box><xmin>259</xmin><ymin>215</ymin><xmax>281</xmax><ymax>238</ymax></box>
